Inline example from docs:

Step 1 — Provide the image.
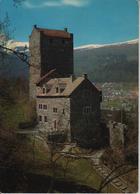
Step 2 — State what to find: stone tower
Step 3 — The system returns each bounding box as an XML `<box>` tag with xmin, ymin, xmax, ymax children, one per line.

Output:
<box><xmin>29</xmin><ymin>25</ymin><xmax>73</xmax><ymax>99</ymax></box>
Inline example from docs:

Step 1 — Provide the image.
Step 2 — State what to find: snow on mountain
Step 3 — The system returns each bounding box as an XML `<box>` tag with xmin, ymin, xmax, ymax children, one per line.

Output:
<box><xmin>75</xmin><ymin>39</ymin><xmax>139</xmax><ymax>50</ymax></box>
<box><xmin>6</xmin><ymin>40</ymin><xmax>29</xmax><ymax>53</ymax></box>
<box><xmin>2</xmin><ymin>38</ymin><xmax>138</xmax><ymax>52</ymax></box>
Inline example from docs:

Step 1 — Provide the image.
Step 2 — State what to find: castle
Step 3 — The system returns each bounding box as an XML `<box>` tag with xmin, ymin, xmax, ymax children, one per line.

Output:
<box><xmin>29</xmin><ymin>25</ymin><xmax>102</xmax><ymax>147</ymax></box>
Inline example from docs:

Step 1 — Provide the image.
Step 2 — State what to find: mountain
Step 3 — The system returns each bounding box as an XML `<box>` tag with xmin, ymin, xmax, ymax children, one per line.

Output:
<box><xmin>74</xmin><ymin>39</ymin><xmax>138</xmax><ymax>82</ymax></box>
<box><xmin>0</xmin><ymin>40</ymin><xmax>29</xmax><ymax>78</ymax></box>
<box><xmin>0</xmin><ymin>39</ymin><xmax>138</xmax><ymax>82</ymax></box>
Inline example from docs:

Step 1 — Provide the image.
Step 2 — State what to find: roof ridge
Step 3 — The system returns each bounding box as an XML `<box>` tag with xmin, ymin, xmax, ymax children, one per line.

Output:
<box><xmin>37</xmin><ymin>27</ymin><xmax>70</xmax><ymax>33</ymax></box>
<box><xmin>34</xmin><ymin>27</ymin><xmax>71</xmax><ymax>38</ymax></box>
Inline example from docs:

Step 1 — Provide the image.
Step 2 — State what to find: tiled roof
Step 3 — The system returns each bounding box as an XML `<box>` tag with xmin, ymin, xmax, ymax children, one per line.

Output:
<box><xmin>36</xmin><ymin>76</ymin><xmax>85</xmax><ymax>97</ymax></box>
<box><xmin>36</xmin><ymin>27</ymin><xmax>71</xmax><ymax>39</ymax></box>
<box><xmin>63</xmin><ymin>77</ymin><xmax>85</xmax><ymax>96</ymax></box>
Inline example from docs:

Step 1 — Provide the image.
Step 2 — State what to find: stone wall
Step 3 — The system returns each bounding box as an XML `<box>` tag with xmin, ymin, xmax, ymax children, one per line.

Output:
<box><xmin>108</xmin><ymin>121</ymin><xmax>127</xmax><ymax>149</ymax></box>
<box><xmin>36</xmin><ymin>97</ymin><xmax>71</xmax><ymax>141</ymax></box>
<box><xmin>29</xmin><ymin>27</ymin><xmax>74</xmax><ymax>99</ymax></box>
<box><xmin>29</xmin><ymin>29</ymin><xmax>41</xmax><ymax>99</ymax></box>
<box><xmin>40</xmin><ymin>33</ymin><xmax>73</xmax><ymax>76</ymax></box>
<box><xmin>70</xmin><ymin>78</ymin><xmax>102</xmax><ymax>147</ymax></box>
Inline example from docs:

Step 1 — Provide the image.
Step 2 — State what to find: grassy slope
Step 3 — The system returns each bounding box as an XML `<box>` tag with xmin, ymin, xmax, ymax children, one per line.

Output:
<box><xmin>30</xmin><ymin>140</ymin><xmax>120</xmax><ymax>193</ymax></box>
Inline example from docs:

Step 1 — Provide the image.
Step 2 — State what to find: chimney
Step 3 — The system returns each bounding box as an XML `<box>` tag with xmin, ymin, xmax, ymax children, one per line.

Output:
<box><xmin>64</xmin><ymin>27</ymin><xmax>68</xmax><ymax>32</ymax></box>
<box><xmin>83</xmin><ymin>73</ymin><xmax>88</xmax><ymax>79</ymax></box>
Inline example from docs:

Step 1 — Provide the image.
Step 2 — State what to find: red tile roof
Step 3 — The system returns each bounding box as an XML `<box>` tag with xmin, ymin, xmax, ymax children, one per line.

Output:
<box><xmin>36</xmin><ymin>27</ymin><xmax>71</xmax><ymax>39</ymax></box>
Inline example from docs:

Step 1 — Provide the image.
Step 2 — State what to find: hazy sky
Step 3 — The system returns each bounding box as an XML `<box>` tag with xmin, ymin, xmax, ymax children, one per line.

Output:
<box><xmin>0</xmin><ymin>0</ymin><xmax>138</xmax><ymax>46</ymax></box>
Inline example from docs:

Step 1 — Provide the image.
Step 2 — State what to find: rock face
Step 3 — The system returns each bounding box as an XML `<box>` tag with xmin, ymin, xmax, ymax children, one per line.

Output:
<box><xmin>0</xmin><ymin>40</ymin><xmax>29</xmax><ymax>78</ymax></box>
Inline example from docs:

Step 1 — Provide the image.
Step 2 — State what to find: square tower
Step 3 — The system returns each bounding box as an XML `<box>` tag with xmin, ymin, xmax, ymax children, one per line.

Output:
<box><xmin>29</xmin><ymin>25</ymin><xmax>74</xmax><ymax>98</ymax></box>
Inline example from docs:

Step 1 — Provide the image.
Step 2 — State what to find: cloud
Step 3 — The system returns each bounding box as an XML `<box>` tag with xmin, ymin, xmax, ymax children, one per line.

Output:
<box><xmin>62</xmin><ymin>0</ymin><xmax>90</xmax><ymax>7</ymax></box>
<box><xmin>24</xmin><ymin>0</ymin><xmax>91</xmax><ymax>9</ymax></box>
<box><xmin>24</xmin><ymin>1</ymin><xmax>62</xmax><ymax>8</ymax></box>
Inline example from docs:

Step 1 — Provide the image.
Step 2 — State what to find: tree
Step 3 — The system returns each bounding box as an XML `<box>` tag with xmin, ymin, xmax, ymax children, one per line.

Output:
<box><xmin>98</xmin><ymin>163</ymin><xmax>137</xmax><ymax>193</ymax></box>
<box><xmin>0</xmin><ymin>1</ymin><xmax>24</xmax><ymax>41</ymax></box>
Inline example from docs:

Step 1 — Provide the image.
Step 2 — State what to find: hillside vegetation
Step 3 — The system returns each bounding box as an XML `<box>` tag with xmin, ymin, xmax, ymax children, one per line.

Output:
<box><xmin>74</xmin><ymin>41</ymin><xmax>138</xmax><ymax>82</ymax></box>
<box><xmin>0</xmin><ymin>39</ymin><xmax>138</xmax><ymax>83</ymax></box>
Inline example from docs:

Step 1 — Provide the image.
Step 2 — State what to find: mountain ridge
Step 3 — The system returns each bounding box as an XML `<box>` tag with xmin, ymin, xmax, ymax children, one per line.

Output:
<box><xmin>0</xmin><ymin>38</ymin><xmax>138</xmax><ymax>83</ymax></box>
<box><xmin>3</xmin><ymin>38</ymin><xmax>139</xmax><ymax>50</ymax></box>
<box><xmin>75</xmin><ymin>39</ymin><xmax>138</xmax><ymax>50</ymax></box>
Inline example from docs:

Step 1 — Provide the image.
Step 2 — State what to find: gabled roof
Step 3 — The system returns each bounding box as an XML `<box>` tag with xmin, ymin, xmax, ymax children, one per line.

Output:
<box><xmin>35</xmin><ymin>27</ymin><xmax>71</xmax><ymax>39</ymax></box>
<box><xmin>36</xmin><ymin>72</ymin><xmax>100</xmax><ymax>98</ymax></box>
<box><xmin>37</xmin><ymin>76</ymin><xmax>87</xmax><ymax>97</ymax></box>
<box><xmin>63</xmin><ymin>77</ymin><xmax>85</xmax><ymax>96</ymax></box>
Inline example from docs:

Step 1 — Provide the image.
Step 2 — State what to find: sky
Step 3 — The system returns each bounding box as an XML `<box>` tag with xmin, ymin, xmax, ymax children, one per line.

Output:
<box><xmin>0</xmin><ymin>0</ymin><xmax>139</xmax><ymax>47</ymax></box>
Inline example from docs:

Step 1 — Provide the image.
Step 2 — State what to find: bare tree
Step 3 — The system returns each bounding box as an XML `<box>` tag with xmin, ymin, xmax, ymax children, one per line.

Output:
<box><xmin>98</xmin><ymin>163</ymin><xmax>137</xmax><ymax>192</ymax></box>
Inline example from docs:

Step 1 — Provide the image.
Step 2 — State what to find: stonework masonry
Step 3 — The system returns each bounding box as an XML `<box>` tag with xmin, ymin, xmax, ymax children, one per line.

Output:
<box><xmin>29</xmin><ymin>26</ymin><xmax>73</xmax><ymax>99</ymax></box>
<box><xmin>108</xmin><ymin>121</ymin><xmax>127</xmax><ymax>149</ymax></box>
<box><xmin>36</xmin><ymin>75</ymin><xmax>102</xmax><ymax>146</ymax></box>
<box><xmin>37</xmin><ymin>97</ymin><xmax>71</xmax><ymax>141</ymax></box>
<box><xmin>29</xmin><ymin>26</ymin><xmax>104</xmax><ymax>147</ymax></box>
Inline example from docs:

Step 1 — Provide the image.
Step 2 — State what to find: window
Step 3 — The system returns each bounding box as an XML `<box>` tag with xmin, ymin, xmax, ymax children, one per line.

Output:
<box><xmin>54</xmin><ymin>120</ymin><xmax>57</xmax><ymax>129</ymax></box>
<box><xmin>56</xmin><ymin>87</ymin><xmax>59</xmax><ymax>93</ymax></box>
<box><xmin>62</xmin><ymin>109</ymin><xmax>65</xmax><ymax>114</ymax></box>
<box><xmin>43</xmin><ymin>104</ymin><xmax>47</xmax><ymax>110</ymax></box>
<box><xmin>59</xmin><ymin>83</ymin><xmax>66</xmax><ymax>93</ymax></box>
<box><xmin>53</xmin><ymin>108</ymin><xmax>57</xmax><ymax>113</ymax></box>
<box><xmin>39</xmin><ymin>104</ymin><xmax>42</xmax><ymax>109</ymax></box>
<box><xmin>39</xmin><ymin>115</ymin><xmax>42</xmax><ymax>121</ymax></box>
<box><xmin>43</xmin><ymin>88</ymin><xmax>46</xmax><ymax>94</ymax></box>
<box><xmin>83</xmin><ymin>106</ymin><xmax>91</xmax><ymax>114</ymax></box>
<box><xmin>44</xmin><ymin>116</ymin><xmax>47</xmax><ymax>122</ymax></box>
